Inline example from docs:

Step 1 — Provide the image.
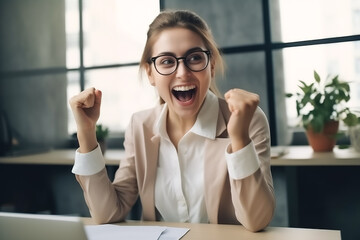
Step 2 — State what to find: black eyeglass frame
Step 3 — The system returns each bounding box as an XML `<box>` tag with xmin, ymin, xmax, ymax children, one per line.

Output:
<box><xmin>149</xmin><ymin>50</ymin><xmax>211</xmax><ymax>76</ymax></box>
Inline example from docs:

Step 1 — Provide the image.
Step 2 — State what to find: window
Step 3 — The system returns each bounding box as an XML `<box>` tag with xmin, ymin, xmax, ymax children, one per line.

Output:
<box><xmin>66</xmin><ymin>0</ymin><xmax>360</xmax><ymax>145</ymax></box>
<box><xmin>66</xmin><ymin>0</ymin><xmax>160</xmax><ymax>135</ymax></box>
<box><xmin>162</xmin><ymin>0</ymin><xmax>360</xmax><ymax>145</ymax></box>
<box><xmin>274</xmin><ymin>0</ymin><xmax>360</xmax><ymax>129</ymax></box>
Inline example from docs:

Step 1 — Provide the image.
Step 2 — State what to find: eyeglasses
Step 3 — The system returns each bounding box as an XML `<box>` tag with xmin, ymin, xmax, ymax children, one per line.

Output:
<box><xmin>150</xmin><ymin>50</ymin><xmax>211</xmax><ymax>76</ymax></box>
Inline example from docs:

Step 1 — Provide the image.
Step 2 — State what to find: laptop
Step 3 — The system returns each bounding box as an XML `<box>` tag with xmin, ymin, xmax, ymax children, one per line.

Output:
<box><xmin>0</xmin><ymin>212</ymin><xmax>88</xmax><ymax>240</ymax></box>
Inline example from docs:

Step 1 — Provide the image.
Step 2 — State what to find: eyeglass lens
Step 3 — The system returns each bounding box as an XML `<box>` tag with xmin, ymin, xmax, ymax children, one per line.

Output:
<box><xmin>154</xmin><ymin>51</ymin><xmax>209</xmax><ymax>75</ymax></box>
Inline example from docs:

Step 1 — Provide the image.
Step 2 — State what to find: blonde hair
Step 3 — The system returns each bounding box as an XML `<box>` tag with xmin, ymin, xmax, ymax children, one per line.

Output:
<box><xmin>139</xmin><ymin>10</ymin><xmax>224</xmax><ymax>103</ymax></box>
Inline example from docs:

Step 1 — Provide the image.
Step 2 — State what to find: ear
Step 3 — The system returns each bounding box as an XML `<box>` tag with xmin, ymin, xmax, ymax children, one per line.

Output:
<box><xmin>146</xmin><ymin>64</ymin><xmax>155</xmax><ymax>86</ymax></box>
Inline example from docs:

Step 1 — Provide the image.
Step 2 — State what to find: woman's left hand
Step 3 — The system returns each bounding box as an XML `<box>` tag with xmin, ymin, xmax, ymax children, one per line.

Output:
<box><xmin>224</xmin><ymin>88</ymin><xmax>260</xmax><ymax>152</ymax></box>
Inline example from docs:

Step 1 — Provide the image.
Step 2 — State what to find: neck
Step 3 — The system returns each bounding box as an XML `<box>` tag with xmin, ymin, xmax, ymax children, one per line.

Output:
<box><xmin>166</xmin><ymin>111</ymin><xmax>196</xmax><ymax>149</ymax></box>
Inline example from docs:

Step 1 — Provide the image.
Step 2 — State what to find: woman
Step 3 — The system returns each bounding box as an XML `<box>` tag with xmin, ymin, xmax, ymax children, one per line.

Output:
<box><xmin>69</xmin><ymin>10</ymin><xmax>275</xmax><ymax>232</ymax></box>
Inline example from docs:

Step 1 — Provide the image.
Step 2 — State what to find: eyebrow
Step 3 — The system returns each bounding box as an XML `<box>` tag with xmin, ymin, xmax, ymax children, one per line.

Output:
<box><xmin>155</xmin><ymin>47</ymin><xmax>205</xmax><ymax>57</ymax></box>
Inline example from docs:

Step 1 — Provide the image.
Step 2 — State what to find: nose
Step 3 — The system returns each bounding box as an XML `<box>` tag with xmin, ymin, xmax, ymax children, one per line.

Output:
<box><xmin>175</xmin><ymin>59</ymin><xmax>191</xmax><ymax>77</ymax></box>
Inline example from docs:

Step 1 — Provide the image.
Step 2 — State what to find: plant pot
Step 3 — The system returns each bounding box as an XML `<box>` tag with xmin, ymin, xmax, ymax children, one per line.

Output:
<box><xmin>349</xmin><ymin>125</ymin><xmax>360</xmax><ymax>152</ymax></box>
<box><xmin>305</xmin><ymin>121</ymin><xmax>339</xmax><ymax>152</ymax></box>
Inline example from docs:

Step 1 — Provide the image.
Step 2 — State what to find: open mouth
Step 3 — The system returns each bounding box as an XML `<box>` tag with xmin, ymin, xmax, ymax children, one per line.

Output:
<box><xmin>172</xmin><ymin>85</ymin><xmax>197</xmax><ymax>102</ymax></box>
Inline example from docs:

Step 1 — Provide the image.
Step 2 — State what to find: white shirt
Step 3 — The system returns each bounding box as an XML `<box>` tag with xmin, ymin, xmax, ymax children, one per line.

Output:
<box><xmin>72</xmin><ymin>91</ymin><xmax>261</xmax><ymax>222</ymax></box>
<box><xmin>154</xmin><ymin>91</ymin><xmax>219</xmax><ymax>223</ymax></box>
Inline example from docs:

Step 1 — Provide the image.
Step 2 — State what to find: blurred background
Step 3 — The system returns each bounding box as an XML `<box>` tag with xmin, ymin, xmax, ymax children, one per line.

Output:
<box><xmin>0</xmin><ymin>1</ymin><xmax>360</xmax><ymax>240</ymax></box>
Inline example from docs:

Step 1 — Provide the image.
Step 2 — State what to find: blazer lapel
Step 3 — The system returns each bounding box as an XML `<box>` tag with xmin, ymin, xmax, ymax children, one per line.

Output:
<box><xmin>140</xmin><ymin>132</ymin><xmax>160</xmax><ymax>221</ymax></box>
<box><xmin>204</xmin><ymin>100</ymin><xmax>231</xmax><ymax>223</ymax></box>
<box><xmin>204</xmin><ymin>137</ymin><xmax>230</xmax><ymax>223</ymax></box>
<box><xmin>141</xmin><ymin>99</ymin><xmax>231</xmax><ymax>222</ymax></box>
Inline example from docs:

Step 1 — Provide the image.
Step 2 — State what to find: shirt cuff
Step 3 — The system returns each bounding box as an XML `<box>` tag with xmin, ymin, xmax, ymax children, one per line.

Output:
<box><xmin>225</xmin><ymin>141</ymin><xmax>260</xmax><ymax>180</ymax></box>
<box><xmin>71</xmin><ymin>144</ymin><xmax>106</xmax><ymax>176</ymax></box>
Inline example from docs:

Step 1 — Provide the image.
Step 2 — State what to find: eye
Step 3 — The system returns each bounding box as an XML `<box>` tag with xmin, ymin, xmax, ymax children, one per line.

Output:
<box><xmin>186</xmin><ymin>52</ymin><xmax>205</xmax><ymax>64</ymax></box>
<box><xmin>156</xmin><ymin>56</ymin><xmax>176</xmax><ymax>67</ymax></box>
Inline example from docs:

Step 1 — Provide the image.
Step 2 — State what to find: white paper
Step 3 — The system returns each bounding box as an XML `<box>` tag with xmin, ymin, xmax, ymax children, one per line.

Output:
<box><xmin>159</xmin><ymin>227</ymin><xmax>190</xmax><ymax>240</ymax></box>
<box><xmin>85</xmin><ymin>224</ymin><xmax>189</xmax><ymax>240</ymax></box>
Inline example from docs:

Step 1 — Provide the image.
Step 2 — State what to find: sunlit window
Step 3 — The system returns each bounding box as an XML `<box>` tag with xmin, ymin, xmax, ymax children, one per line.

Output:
<box><xmin>66</xmin><ymin>0</ymin><xmax>160</xmax><ymax>135</ymax></box>
<box><xmin>276</xmin><ymin>0</ymin><xmax>360</xmax><ymax>127</ymax></box>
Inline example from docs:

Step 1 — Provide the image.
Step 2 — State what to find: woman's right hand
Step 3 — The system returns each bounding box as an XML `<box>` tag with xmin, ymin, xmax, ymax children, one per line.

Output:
<box><xmin>69</xmin><ymin>87</ymin><xmax>102</xmax><ymax>153</ymax></box>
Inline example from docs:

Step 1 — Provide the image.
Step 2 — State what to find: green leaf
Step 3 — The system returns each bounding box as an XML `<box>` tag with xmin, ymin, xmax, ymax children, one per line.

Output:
<box><xmin>313</xmin><ymin>93</ymin><xmax>322</xmax><ymax>104</ymax></box>
<box><xmin>96</xmin><ymin>124</ymin><xmax>109</xmax><ymax>141</ymax></box>
<box><xmin>338</xmin><ymin>144</ymin><xmax>350</xmax><ymax>149</ymax></box>
<box><xmin>291</xmin><ymin>70</ymin><xmax>358</xmax><ymax>132</ymax></box>
<box><xmin>314</xmin><ymin>70</ymin><xmax>321</xmax><ymax>83</ymax></box>
<box><xmin>296</xmin><ymin>100</ymin><xmax>301</xmax><ymax>116</ymax></box>
<box><xmin>332</xmin><ymin>75</ymin><xmax>339</xmax><ymax>84</ymax></box>
<box><xmin>310</xmin><ymin>116</ymin><xmax>325</xmax><ymax>133</ymax></box>
<box><xmin>343</xmin><ymin>113</ymin><xmax>359</xmax><ymax>127</ymax></box>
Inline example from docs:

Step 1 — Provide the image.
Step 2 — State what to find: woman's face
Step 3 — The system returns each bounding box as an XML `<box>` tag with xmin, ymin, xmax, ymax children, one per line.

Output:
<box><xmin>147</xmin><ymin>27</ymin><xmax>214</xmax><ymax>121</ymax></box>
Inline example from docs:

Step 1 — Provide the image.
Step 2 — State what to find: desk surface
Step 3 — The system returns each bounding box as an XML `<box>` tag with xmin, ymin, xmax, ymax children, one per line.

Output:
<box><xmin>82</xmin><ymin>219</ymin><xmax>341</xmax><ymax>240</ymax></box>
<box><xmin>0</xmin><ymin>146</ymin><xmax>359</xmax><ymax>166</ymax></box>
<box><xmin>270</xmin><ymin>145</ymin><xmax>360</xmax><ymax>166</ymax></box>
<box><xmin>0</xmin><ymin>149</ymin><xmax>124</xmax><ymax>166</ymax></box>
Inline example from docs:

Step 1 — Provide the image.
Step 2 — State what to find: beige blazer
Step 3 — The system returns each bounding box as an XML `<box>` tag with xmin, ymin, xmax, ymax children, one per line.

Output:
<box><xmin>76</xmin><ymin>98</ymin><xmax>275</xmax><ymax>232</ymax></box>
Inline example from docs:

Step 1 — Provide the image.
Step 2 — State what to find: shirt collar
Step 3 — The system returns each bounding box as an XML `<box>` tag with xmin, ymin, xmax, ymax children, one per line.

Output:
<box><xmin>155</xmin><ymin>90</ymin><xmax>219</xmax><ymax>140</ymax></box>
<box><xmin>155</xmin><ymin>103</ymin><xmax>169</xmax><ymax>139</ymax></box>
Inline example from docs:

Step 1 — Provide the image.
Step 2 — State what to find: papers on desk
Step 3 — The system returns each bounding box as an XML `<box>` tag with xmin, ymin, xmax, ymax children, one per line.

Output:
<box><xmin>85</xmin><ymin>224</ymin><xmax>189</xmax><ymax>240</ymax></box>
<box><xmin>271</xmin><ymin>146</ymin><xmax>288</xmax><ymax>159</ymax></box>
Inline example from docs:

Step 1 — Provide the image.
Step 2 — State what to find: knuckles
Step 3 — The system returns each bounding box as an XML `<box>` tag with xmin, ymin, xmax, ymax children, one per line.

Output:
<box><xmin>69</xmin><ymin>88</ymin><xmax>96</xmax><ymax>108</ymax></box>
<box><xmin>225</xmin><ymin>88</ymin><xmax>260</xmax><ymax>111</ymax></box>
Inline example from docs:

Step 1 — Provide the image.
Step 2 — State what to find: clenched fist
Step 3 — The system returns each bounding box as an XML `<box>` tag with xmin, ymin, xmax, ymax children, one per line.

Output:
<box><xmin>224</xmin><ymin>88</ymin><xmax>259</xmax><ymax>152</ymax></box>
<box><xmin>69</xmin><ymin>87</ymin><xmax>102</xmax><ymax>153</ymax></box>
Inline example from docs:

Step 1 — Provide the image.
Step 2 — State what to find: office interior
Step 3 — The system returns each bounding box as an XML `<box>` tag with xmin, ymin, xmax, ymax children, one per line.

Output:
<box><xmin>0</xmin><ymin>0</ymin><xmax>359</xmax><ymax>240</ymax></box>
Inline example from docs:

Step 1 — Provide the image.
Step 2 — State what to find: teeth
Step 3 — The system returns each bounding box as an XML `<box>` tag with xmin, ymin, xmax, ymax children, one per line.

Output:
<box><xmin>173</xmin><ymin>85</ymin><xmax>196</xmax><ymax>91</ymax></box>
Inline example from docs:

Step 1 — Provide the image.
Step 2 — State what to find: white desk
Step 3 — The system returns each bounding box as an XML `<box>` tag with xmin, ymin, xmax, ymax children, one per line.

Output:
<box><xmin>0</xmin><ymin>149</ymin><xmax>124</xmax><ymax>166</ymax></box>
<box><xmin>270</xmin><ymin>146</ymin><xmax>360</xmax><ymax>166</ymax></box>
<box><xmin>82</xmin><ymin>219</ymin><xmax>341</xmax><ymax>240</ymax></box>
<box><xmin>1</xmin><ymin>146</ymin><xmax>356</xmax><ymax>238</ymax></box>
<box><xmin>1</xmin><ymin>146</ymin><xmax>359</xmax><ymax>166</ymax></box>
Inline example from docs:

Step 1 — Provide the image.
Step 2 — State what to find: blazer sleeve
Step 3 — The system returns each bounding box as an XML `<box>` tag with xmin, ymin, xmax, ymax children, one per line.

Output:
<box><xmin>229</xmin><ymin>107</ymin><xmax>275</xmax><ymax>232</ymax></box>
<box><xmin>74</xmin><ymin>117</ymin><xmax>139</xmax><ymax>224</ymax></box>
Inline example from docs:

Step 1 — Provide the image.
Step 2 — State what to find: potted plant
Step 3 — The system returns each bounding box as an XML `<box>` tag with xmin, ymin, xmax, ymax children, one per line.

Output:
<box><xmin>96</xmin><ymin>124</ymin><xmax>109</xmax><ymax>155</ymax></box>
<box><xmin>344</xmin><ymin>114</ymin><xmax>360</xmax><ymax>152</ymax></box>
<box><xmin>286</xmin><ymin>70</ymin><xmax>356</xmax><ymax>152</ymax></box>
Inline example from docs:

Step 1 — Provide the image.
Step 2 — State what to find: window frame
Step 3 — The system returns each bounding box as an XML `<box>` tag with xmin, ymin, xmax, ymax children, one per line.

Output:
<box><xmin>216</xmin><ymin>0</ymin><xmax>360</xmax><ymax>145</ymax></box>
<box><xmin>68</xmin><ymin>0</ymin><xmax>159</xmax><ymax>146</ymax></box>
<box><xmin>5</xmin><ymin>0</ymin><xmax>359</xmax><ymax>146</ymax></box>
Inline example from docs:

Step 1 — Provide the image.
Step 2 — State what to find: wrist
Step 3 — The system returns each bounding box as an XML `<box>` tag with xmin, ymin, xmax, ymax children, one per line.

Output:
<box><xmin>77</xmin><ymin>129</ymin><xmax>98</xmax><ymax>153</ymax></box>
<box><xmin>229</xmin><ymin>137</ymin><xmax>251</xmax><ymax>153</ymax></box>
